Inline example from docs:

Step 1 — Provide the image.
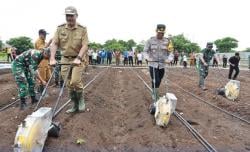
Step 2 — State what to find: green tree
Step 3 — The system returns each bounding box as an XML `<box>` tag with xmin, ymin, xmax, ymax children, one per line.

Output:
<box><xmin>172</xmin><ymin>34</ymin><xmax>201</xmax><ymax>54</ymax></box>
<box><xmin>103</xmin><ymin>39</ymin><xmax>137</xmax><ymax>51</ymax></box>
<box><xmin>88</xmin><ymin>42</ymin><xmax>103</xmax><ymax>50</ymax></box>
<box><xmin>135</xmin><ymin>44</ymin><xmax>144</xmax><ymax>52</ymax></box>
<box><xmin>214</xmin><ymin>37</ymin><xmax>238</xmax><ymax>53</ymax></box>
<box><xmin>242</xmin><ymin>47</ymin><xmax>250</xmax><ymax>52</ymax></box>
<box><xmin>104</xmin><ymin>39</ymin><xmax>125</xmax><ymax>51</ymax></box>
<box><xmin>127</xmin><ymin>39</ymin><xmax>136</xmax><ymax>50</ymax></box>
<box><xmin>6</xmin><ymin>36</ymin><xmax>33</xmax><ymax>54</ymax></box>
<box><xmin>0</xmin><ymin>40</ymin><xmax>3</xmax><ymax>50</ymax></box>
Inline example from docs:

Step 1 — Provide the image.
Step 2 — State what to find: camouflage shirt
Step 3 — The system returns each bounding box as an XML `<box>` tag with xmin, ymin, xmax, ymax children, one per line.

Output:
<box><xmin>200</xmin><ymin>48</ymin><xmax>216</xmax><ymax>64</ymax></box>
<box><xmin>13</xmin><ymin>49</ymin><xmax>43</xmax><ymax>75</ymax></box>
<box><xmin>143</xmin><ymin>36</ymin><xmax>169</xmax><ymax>69</ymax></box>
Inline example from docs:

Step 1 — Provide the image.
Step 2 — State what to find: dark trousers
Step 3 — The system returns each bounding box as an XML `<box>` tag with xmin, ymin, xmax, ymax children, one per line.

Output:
<box><xmin>173</xmin><ymin>58</ymin><xmax>178</xmax><ymax>65</ymax></box>
<box><xmin>149</xmin><ymin>66</ymin><xmax>165</xmax><ymax>88</ymax></box>
<box><xmin>223</xmin><ymin>61</ymin><xmax>227</xmax><ymax>68</ymax></box>
<box><xmin>137</xmin><ymin>60</ymin><xmax>142</xmax><ymax>66</ymax></box>
<box><xmin>228</xmin><ymin>65</ymin><xmax>239</xmax><ymax>79</ymax></box>
<box><xmin>93</xmin><ymin>59</ymin><xmax>97</xmax><ymax>65</ymax></box>
<box><xmin>107</xmin><ymin>57</ymin><xmax>112</xmax><ymax>65</ymax></box>
<box><xmin>128</xmin><ymin>56</ymin><xmax>133</xmax><ymax>66</ymax></box>
<box><xmin>88</xmin><ymin>56</ymin><xmax>92</xmax><ymax>65</ymax></box>
<box><xmin>213</xmin><ymin>59</ymin><xmax>218</xmax><ymax>67</ymax></box>
<box><xmin>183</xmin><ymin>61</ymin><xmax>187</xmax><ymax>68</ymax></box>
<box><xmin>123</xmin><ymin>57</ymin><xmax>128</xmax><ymax>66</ymax></box>
<box><xmin>7</xmin><ymin>54</ymin><xmax>13</xmax><ymax>62</ymax></box>
<box><xmin>97</xmin><ymin>56</ymin><xmax>101</xmax><ymax>64</ymax></box>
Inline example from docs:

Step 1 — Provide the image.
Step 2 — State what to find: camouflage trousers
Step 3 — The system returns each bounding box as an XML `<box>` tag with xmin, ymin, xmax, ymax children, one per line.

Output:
<box><xmin>199</xmin><ymin>64</ymin><xmax>209</xmax><ymax>87</ymax></box>
<box><xmin>54</xmin><ymin>64</ymin><xmax>61</xmax><ymax>82</ymax></box>
<box><xmin>11</xmin><ymin>62</ymin><xmax>35</xmax><ymax>98</ymax></box>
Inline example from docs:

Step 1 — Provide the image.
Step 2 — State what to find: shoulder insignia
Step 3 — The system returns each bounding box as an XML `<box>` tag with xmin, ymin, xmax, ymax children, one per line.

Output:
<box><xmin>77</xmin><ymin>23</ymin><xmax>86</xmax><ymax>28</ymax></box>
<box><xmin>150</xmin><ymin>36</ymin><xmax>155</xmax><ymax>39</ymax></box>
<box><xmin>58</xmin><ymin>23</ymin><xmax>66</xmax><ymax>27</ymax></box>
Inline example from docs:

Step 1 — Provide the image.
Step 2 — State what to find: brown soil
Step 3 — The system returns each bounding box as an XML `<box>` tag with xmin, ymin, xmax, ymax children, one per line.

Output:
<box><xmin>0</xmin><ymin>66</ymin><xmax>249</xmax><ymax>152</ymax></box>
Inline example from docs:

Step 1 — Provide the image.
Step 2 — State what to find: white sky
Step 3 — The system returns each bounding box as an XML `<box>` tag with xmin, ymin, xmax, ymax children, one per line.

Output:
<box><xmin>0</xmin><ymin>0</ymin><xmax>249</xmax><ymax>50</ymax></box>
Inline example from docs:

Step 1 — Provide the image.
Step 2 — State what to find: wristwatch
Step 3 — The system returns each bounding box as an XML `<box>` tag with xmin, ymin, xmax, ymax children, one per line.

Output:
<box><xmin>76</xmin><ymin>55</ymin><xmax>82</xmax><ymax>62</ymax></box>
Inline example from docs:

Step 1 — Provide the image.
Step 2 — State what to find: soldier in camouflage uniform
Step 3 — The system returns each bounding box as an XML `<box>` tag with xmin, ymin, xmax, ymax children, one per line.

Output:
<box><xmin>143</xmin><ymin>24</ymin><xmax>172</xmax><ymax>100</ymax></box>
<box><xmin>50</xmin><ymin>6</ymin><xmax>89</xmax><ymax>113</ymax></box>
<box><xmin>198</xmin><ymin>42</ymin><xmax>219</xmax><ymax>90</ymax></box>
<box><xmin>11</xmin><ymin>49</ymin><xmax>50</xmax><ymax>110</ymax></box>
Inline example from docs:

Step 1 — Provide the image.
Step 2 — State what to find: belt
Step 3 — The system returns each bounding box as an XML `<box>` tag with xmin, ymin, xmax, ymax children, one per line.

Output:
<box><xmin>63</xmin><ymin>56</ymin><xmax>77</xmax><ymax>59</ymax></box>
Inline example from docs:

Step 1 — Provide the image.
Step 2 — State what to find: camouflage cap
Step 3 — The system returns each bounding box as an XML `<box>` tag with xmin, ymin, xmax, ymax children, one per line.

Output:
<box><xmin>65</xmin><ymin>6</ymin><xmax>78</xmax><ymax>15</ymax></box>
<box><xmin>156</xmin><ymin>24</ymin><xmax>166</xmax><ymax>33</ymax></box>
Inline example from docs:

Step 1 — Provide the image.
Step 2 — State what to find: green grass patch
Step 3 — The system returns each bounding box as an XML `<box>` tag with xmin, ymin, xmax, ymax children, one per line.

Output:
<box><xmin>0</xmin><ymin>52</ymin><xmax>7</xmax><ymax>61</ymax></box>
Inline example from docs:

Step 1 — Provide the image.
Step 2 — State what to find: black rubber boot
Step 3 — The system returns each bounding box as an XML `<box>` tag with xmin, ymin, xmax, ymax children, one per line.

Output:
<box><xmin>60</xmin><ymin>80</ymin><xmax>64</xmax><ymax>88</ymax></box>
<box><xmin>20</xmin><ymin>97</ymin><xmax>27</xmax><ymax>110</ymax></box>
<box><xmin>31</xmin><ymin>96</ymin><xmax>38</xmax><ymax>104</ymax></box>
<box><xmin>55</xmin><ymin>81</ymin><xmax>59</xmax><ymax>87</ymax></box>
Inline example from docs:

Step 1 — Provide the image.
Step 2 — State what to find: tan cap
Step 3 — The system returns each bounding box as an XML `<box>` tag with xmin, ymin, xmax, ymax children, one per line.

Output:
<box><xmin>65</xmin><ymin>6</ymin><xmax>78</xmax><ymax>15</ymax></box>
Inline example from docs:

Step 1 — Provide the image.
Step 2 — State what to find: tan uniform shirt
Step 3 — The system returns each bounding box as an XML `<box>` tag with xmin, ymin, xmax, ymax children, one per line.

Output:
<box><xmin>34</xmin><ymin>38</ymin><xmax>45</xmax><ymax>50</ymax></box>
<box><xmin>53</xmin><ymin>23</ymin><xmax>89</xmax><ymax>57</ymax></box>
<box><xmin>7</xmin><ymin>48</ymin><xmax>12</xmax><ymax>54</ymax></box>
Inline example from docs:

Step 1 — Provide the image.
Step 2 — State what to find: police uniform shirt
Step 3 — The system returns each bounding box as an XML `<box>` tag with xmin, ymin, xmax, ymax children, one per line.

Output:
<box><xmin>143</xmin><ymin>36</ymin><xmax>169</xmax><ymax>69</ymax></box>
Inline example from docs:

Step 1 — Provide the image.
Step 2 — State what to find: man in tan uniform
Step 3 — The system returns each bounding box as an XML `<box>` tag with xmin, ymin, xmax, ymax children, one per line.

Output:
<box><xmin>35</xmin><ymin>29</ymin><xmax>52</xmax><ymax>93</ymax></box>
<box><xmin>50</xmin><ymin>6</ymin><xmax>89</xmax><ymax>113</ymax></box>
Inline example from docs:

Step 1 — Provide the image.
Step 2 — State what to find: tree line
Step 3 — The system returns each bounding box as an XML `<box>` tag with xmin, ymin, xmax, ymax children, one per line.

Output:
<box><xmin>1</xmin><ymin>35</ymin><xmax>249</xmax><ymax>54</ymax></box>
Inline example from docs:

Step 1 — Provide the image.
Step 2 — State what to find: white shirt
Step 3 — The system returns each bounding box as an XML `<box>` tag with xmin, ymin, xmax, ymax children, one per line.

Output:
<box><xmin>128</xmin><ymin>51</ymin><xmax>134</xmax><ymax>57</ymax></box>
<box><xmin>88</xmin><ymin>49</ymin><xmax>93</xmax><ymax>56</ymax></box>
<box><xmin>137</xmin><ymin>53</ymin><xmax>143</xmax><ymax>61</ymax></box>
<box><xmin>92</xmin><ymin>52</ymin><xmax>98</xmax><ymax>60</ymax></box>
<box><xmin>183</xmin><ymin>55</ymin><xmax>187</xmax><ymax>62</ymax></box>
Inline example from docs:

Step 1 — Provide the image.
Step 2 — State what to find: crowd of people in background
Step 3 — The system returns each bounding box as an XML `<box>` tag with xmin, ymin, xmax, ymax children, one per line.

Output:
<box><xmin>3</xmin><ymin>45</ymin><xmax>243</xmax><ymax>72</ymax></box>
<box><xmin>87</xmin><ymin>49</ymin><xmax>144</xmax><ymax>66</ymax></box>
<box><xmin>85</xmin><ymin>48</ymin><xmax>243</xmax><ymax>71</ymax></box>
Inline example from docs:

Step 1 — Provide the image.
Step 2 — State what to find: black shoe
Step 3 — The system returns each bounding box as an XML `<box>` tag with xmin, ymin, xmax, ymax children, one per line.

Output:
<box><xmin>20</xmin><ymin>98</ymin><xmax>27</xmax><ymax>110</ymax></box>
<box><xmin>149</xmin><ymin>103</ymin><xmax>156</xmax><ymax>115</ymax></box>
<box><xmin>31</xmin><ymin>96</ymin><xmax>38</xmax><ymax>104</ymax></box>
<box><xmin>60</xmin><ymin>80</ymin><xmax>64</xmax><ymax>88</ymax></box>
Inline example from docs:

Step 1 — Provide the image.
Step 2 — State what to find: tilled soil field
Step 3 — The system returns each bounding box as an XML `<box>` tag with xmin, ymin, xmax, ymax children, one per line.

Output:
<box><xmin>0</xmin><ymin>66</ymin><xmax>249</xmax><ymax>152</ymax></box>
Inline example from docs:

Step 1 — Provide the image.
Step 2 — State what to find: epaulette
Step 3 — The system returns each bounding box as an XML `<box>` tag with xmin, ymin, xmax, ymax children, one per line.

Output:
<box><xmin>164</xmin><ymin>37</ymin><xmax>169</xmax><ymax>41</ymax></box>
<box><xmin>58</xmin><ymin>23</ymin><xmax>66</xmax><ymax>27</ymax></box>
<box><xmin>77</xmin><ymin>24</ymin><xmax>86</xmax><ymax>29</ymax></box>
<box><xmin>150</xmin><ymin>36</ymin><xmax>156</xmax><ymax>40</ymax></box>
